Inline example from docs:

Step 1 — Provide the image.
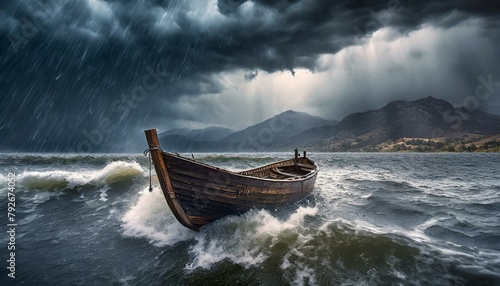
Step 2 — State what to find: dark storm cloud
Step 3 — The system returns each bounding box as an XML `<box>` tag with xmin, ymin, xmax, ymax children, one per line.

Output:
<box><xmin>1</xmin><ymin>0</ymin><xmax>500</xmax><ymax>151</ymax></box>
<box><xmin>245</xmin><ymin>71</ymin><xmax>258</xmax><ymax>81</ymax></box>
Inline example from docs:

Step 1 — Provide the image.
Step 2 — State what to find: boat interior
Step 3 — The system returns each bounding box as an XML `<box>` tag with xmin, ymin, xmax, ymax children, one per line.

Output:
<box><xmin>238</xmin><ymin>158</ymin><xmax>317</xmax><ymax>180</ymax></box>
<box><xmin>166</xmin><ymin>150</ymin><xmax>317</xmax><ymax>181</ymax></box>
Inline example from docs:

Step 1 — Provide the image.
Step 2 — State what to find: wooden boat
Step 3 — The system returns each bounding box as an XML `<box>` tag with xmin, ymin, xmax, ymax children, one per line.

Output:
<box><xmin>144</xmin><ymin>129</ymin><xmax>318</xmax><ymax>230</ymax></box>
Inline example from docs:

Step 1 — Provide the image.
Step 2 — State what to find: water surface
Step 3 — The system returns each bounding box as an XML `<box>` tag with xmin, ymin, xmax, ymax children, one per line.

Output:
<box><xmin>0</xmin><ymin>153</ymin><xmax>499</xmax><ymax>285</ymax></box>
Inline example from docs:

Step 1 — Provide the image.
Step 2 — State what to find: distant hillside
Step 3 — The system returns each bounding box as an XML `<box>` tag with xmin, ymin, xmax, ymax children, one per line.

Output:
<box><xmin>160</xmin><ymin>110</ymin><xmax>337</xmax><ymax>152</ymax></box>
<box><xmin>159</xmin><ymin>126</ymin><xmax>234</xmax><ymax>151</ymax></box>
<box><xmin>296</xmin><ymin>96</ymin><xmax>500</xmax><ymax>151</ymax></box>
<box><xmin>335</xmin><ymin>96</ymin><xmax>500</xmax><ymax>136</ymax></box>
<box><xmin>159</xmin><ymin>128</ymin><xmax>198</xmax><ymax>137</ymax></box>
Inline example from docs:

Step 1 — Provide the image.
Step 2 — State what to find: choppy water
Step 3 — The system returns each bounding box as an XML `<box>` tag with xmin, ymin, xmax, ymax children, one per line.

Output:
<box><xmin>0</xmin><ymin>153</ymin><xmax>499</xmax><ymax>285</ymax></box>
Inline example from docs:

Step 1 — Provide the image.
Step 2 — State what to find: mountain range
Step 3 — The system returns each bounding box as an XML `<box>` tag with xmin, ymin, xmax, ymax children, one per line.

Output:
<box><xmin>159</xmin><ymin>97</ymin><xmax>500</xmax><ymax>152</ymax></box>
<box><xmin>159</xmin><ymin>110</ymin><xmax>338</xmax><ymax>151</ymax></box>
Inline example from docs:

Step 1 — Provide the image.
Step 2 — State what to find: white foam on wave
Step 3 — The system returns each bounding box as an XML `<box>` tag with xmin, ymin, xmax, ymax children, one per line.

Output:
<box><xmin>121</xmin><ymin>187</ymin><xmax>195</xmax><ymax>247</ymax></box>
<box><xmin>93</xmin><ymin>161</ymin><xmax>144</xmax><ymax>184</ymax></box>
<box><xmin>0</xmin><ymin>173</ymin><xmax>7</xmax><ymax>194</ymax></box>
<box><xmin>345</xmin><ymin>216</ymin><xmax>500</xmax><ymax>279</ymax></box>
<box><xmin>99</xmin><ymin>187</ymin><xmax>110</xmax><ymax>202</ymax></box>
<box><xmin>285</xmin><ymin>261</ymin><xmax>318</xmax><ymax>286</ymax></box>
<box><xmin>20</xmin><ymin>191</ymin><xmax>59</xmax><ymax>214</ymax></box>
<box><xmin>19</xmin><ymin>161</ymin><xmax>144</xmax><ymax>190</ymax></box>
<box><xmin>186</xmin><ymin>235</ymin><xmax>268</xmax><ymax>270</ymax></box>
<box><xmin>186</xmin><ymin>206</ymin><xmax>319</xmax><ymax>271</ymax></box>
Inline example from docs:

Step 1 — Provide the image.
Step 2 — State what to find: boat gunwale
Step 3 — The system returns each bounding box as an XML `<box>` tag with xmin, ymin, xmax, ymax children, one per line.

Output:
<box><xmin>163</xmin><ymin>152</ymin><xmax>319</xmax><ymax>183</ymax></box>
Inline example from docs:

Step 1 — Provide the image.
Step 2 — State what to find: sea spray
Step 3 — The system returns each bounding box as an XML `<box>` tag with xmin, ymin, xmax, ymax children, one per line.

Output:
<box><xmin>186</xmin><ymin>207</ymin><xmax>319</xmax><ymax>271</ymax></box>
<box><xmin>121</xmin><ymin>187</ymin><xmax>195</xmax><ymax>246</ymax></box>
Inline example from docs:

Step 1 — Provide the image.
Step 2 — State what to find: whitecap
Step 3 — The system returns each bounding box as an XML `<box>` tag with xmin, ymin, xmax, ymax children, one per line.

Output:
<box><xmin>18</xmin><ymin>161</ymin><xmax>144</xmax><ymax>190</ymax></box>
<box><xmin>121</xmin><ymin>187</ymin><xmax>195</xmax><ymax>247</ymax></box>
<box><xmin>91</xmin><ymin>161</ymin><xmax>144</xmax><ymax>185</ymax></box>
<box><xmin>186</xmin><ymin>206</ymin><xmax>319</xmax><ymax>271</ymax></box>
<box><xmin>99</xmin><ymin>187</ymin><xmax>109</xmax><ymax>202</ymax></box>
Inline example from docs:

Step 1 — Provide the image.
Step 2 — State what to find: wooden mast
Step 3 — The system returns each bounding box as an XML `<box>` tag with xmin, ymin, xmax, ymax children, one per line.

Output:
<box><xmin>144</xmin><ymin>129</ymin><xmax>199</xmax><ymax>230</ymax></box>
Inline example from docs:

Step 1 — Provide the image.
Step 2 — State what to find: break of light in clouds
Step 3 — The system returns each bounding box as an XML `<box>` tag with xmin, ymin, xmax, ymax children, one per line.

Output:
<box><xmin>175</xmin><ymin>19</ymin><xmax>500</xmax><ymax>130</ymax></box>
<box><xmin>1</xmin><ymin>0</ymin><xmax>500</xmax><ymax>151</ymax></box>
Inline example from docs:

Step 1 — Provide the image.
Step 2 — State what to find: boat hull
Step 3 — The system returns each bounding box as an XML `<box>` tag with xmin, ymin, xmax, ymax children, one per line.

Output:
<box><xmin>164</xmin><ymin>153</ymin><xmax>317</xmax><ymax>228</ymax></box>
<box><xmin>145</xmin><ymin>129</ymin><xmax>318</xmax><ymax>230</ymax></box>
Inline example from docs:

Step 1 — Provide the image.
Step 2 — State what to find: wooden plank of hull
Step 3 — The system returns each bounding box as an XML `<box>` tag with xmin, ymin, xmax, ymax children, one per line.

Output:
<box><xmin>171</xmin><ymin>177</ymin><xmax>315</xmax><ymax>211</ymax></box>
<box><xmin>145</xmin><ymin>129</ymin><xmax>318</xmax><ymax>230</ymax></box>
<box><xmin>166</xmin><ymin>162</ymin><xmax>315</xmax><ymax>206</ymax></box>
<box><xmin>168</xmin><ymin>168</ymin><xmax>307</xmax><ymax>197</ymax></box>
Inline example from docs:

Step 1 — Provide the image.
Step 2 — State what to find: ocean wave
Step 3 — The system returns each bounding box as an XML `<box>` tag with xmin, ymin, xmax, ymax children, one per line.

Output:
<box><xmin>0</xmin><ymin>173</ymin><xmax>6</xmax><ymax>191</ymax></box>
<box><xmin>121</xmin><ymin>187</ymin><xmax>195</xmax><ymax>247</ymax></box>
<box><xmin>18</xmin><ymin>161</ymin><xmax>144</xmax><ymax>190</ymax></box>
<box><xmin>0</xmin><ymin>153</ymin><xmax>138</xmax><ymax>167</ymax></box>
<box><xmin>186</xmin><ymin>206</ymin><xmax>319</xmax><ymax>271</ymax></box>
<box><xmin>183</xmin><ymin>208</ymin><xmax>432</xmax><ymax>285</ymax></box>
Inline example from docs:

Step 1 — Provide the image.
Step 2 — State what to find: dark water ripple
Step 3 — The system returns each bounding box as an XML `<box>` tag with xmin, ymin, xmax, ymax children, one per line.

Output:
<box><xmin>0</xmin><ymin>153</ymin><xmax>499</xmax><ymax>285</ymax></box>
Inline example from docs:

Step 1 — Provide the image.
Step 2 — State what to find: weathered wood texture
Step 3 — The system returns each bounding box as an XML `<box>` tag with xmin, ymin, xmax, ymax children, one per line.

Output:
<box><xmin>145</xmin><ymin>129</ymin><xmax>198</xmax><ymax>230</ymax></box>
<box><xmin>145</xmin><ymin>129</ymin><xmax>318</xmax><ymax>230</ymax></box>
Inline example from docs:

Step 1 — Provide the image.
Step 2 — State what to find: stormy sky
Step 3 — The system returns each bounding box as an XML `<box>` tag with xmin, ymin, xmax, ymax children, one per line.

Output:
<box><xmin>1</xmin><ymin>0</ymin><xmax>500</xmax><ymax>152</ymax></box>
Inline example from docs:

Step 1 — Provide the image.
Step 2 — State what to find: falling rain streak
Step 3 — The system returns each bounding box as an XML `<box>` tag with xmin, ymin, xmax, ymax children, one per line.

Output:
<box><xmin>1</xmin><ymin>1</ymin><xmax>500</xmax><ymax>152</ymax></box>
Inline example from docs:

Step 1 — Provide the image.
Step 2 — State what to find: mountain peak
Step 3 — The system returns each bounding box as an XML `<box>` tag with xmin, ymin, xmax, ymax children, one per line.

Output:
<box><xmin>221</xmin><ymin>110</ymin><xmax>337</xmax><ymax>147</ymax></box>
<box><xmin>383</xmin><ymin>96</ymin><xmax>454</xmax><ymax>111</ymax></box>
<box><xmin>280</xmin><ymin>110</ymin><xmax>301</xmax><ymax>116</ymax></box>
<box><xmin>423</xmin><ymin>96</ymin><xmax>437</xmax><ymax>101</ymax></box>
<box><xmin>416</xmin><ymin>96</ymin><xmax>447</xmax><ymax>104</ymax></box>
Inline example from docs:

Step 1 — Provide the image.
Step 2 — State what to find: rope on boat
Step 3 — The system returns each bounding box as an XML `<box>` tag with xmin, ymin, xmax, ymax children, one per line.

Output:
<box><xmin>143</xmin><ymin>147</ymin><xmax>164</xmax><ymax>192</ymax></box>
<box><xmin>143</xmin><ymin>149</ymin><xmax>153</xmax><ymax>192</ymax></box>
